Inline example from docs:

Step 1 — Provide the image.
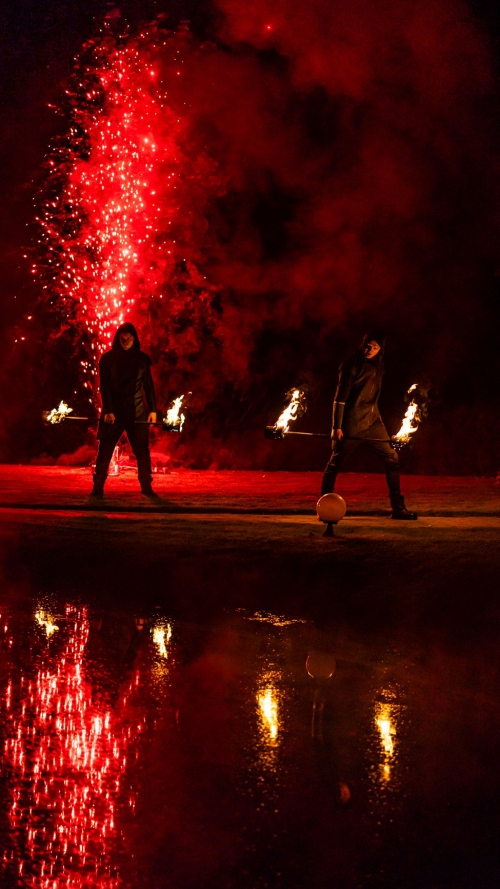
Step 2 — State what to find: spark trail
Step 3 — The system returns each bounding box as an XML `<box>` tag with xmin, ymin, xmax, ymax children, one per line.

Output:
<box><xmin>34</xmin><ymin>27</ymin><xmax>199</xmax><ymax>396</ymax></box>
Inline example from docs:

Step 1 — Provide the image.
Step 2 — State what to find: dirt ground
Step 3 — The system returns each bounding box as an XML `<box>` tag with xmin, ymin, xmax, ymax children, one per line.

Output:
<box><xmin>0</xmin><ymin>465</ymin><xmax>498</xmax><ymax>514</ymax></box>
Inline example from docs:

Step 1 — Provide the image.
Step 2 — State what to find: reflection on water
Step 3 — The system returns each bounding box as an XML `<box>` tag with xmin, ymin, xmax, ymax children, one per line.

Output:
<box><xmin>370</xmin><ymin>685</ymin><xmax>406</xmax><ymax>791</ymax></box>
<box><xmin>375</xmin><ymin>701</ymin><xmax>397</xmax><ymax>782</ymax></box>
<box><xmin>1</xmin><ymin>605</ymin><xmax>145</xmax><ymax>888</ymax></box>
<box><xmin>0</xmin><ymin>598</ymin><xmax>444</xmax><ymax>888</ymax></box>
<box><xmin>150</xmin><ymin>618</ymin><xmax>173</xmax><ymax>690</ymax></box>
<box><xmin>244</xmin><ymin>610</ymin><xmax>307</xmax><ymax>628</ymax></box>
<box><xmin>257</xmin><ymin>672</ymin><xmax>281</xmax><ymax>751</ymax></box>
<box><xmin>34</xmin><ymin>609</ymin><xmax>60</xmax><ymax>637</ymax></box>
<box><xmin>152</xmin><ymin>620</ymin><xmax>172</xmax><ymax>660</ymax></box>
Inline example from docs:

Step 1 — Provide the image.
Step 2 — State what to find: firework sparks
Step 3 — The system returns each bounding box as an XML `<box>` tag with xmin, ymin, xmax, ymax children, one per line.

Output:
<box><xmin>34</xmin><ymin>28</ymin><xmax>189</xmax><ymax>395</ymax></box>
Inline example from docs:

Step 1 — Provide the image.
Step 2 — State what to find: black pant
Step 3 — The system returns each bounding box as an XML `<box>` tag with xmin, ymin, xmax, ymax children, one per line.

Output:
<box><xmin>321</xmin><ymin>418</ymin><xmax>402</xmax><ymax>504</ymax></box>
<box><xmin>94</xmin><ymin>414</ymin><xmax>152</xmax><ymax>490</ymax></box>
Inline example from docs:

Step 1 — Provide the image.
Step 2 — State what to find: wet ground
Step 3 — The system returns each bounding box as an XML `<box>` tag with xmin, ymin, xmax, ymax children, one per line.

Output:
<box><xmin>1</xmin><ymin>468</ymin><xmax>500</xmax><ymax>888</ymax></box>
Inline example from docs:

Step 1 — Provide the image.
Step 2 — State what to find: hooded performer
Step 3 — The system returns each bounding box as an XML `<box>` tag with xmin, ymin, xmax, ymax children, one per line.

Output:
<box><xmin>321</xmin><ymin>329</ymin><xmax>417</xmax><ymax>519</ymax></box>
<box><xmin>90</xmin><ymin>322</ymin><xmax>157</xmax><ymax>497</ymax></box>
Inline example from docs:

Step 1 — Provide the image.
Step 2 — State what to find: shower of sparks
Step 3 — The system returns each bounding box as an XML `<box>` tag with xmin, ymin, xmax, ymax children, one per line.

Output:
<box><xmin>272</xmin><ymin>388</ymin><xmax>307</xmax><ymax>435</ymax></box>
<box><xmin>1</xmin><ymin>606</ymin><xmax>145</xmax><ymax>888</ymax></box>
<box><xmin>34</xmin><ymin>28</ymin><xmax>187</xmax><ymax>392</ymax></box>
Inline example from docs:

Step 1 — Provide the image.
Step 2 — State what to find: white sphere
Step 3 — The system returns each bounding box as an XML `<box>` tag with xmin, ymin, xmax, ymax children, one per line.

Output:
<box><xmin>316</xmin><ymin>493</ymin><xmax>346</xmax><ymax>524</ymax></box>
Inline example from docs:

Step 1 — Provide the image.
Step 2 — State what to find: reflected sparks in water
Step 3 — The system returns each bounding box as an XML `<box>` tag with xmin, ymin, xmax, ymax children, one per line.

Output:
<box><xmin>1</xmin><ymin>606</ymin><xmax>145</xmax><ymax>888</ymax></box>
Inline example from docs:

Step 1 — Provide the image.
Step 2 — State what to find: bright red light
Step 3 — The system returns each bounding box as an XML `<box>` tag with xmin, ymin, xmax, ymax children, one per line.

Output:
<box><xmin>1</xmin><ymin>606</ymin><xmax>145</xmax><ymax>887</ymax></box>
<box><xmin>35</xmin><ymin>31</ymin><xmax>187</xmax><ymax>385</ymax></box>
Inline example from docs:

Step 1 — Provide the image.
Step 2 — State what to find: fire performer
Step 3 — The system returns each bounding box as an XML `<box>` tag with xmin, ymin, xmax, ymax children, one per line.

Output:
<box><xmin>321</xmin><ymin>330</ymin><xmax>417</xmax><ymax>520</ymax></box>
<box><xmin>90</xmin><ymin>323</ymin><xmax>157</xmax><ymax>497</ymax></box>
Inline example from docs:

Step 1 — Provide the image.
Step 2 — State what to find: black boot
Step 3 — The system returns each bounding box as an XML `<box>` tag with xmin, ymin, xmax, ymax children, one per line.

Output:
<box><xmin>391</xmin><ymin>495</ymin><xmax>417</xmax><ymax>520</ymax></box>
<box><xmin>90</xmin><ymin>474</ymin><xmax>105</xmax><ymax>498</ymax></box>
<box><xmin>141</xmin><ymin>485</ymin><xmax>159</xmax><ymax>498</ymax></box>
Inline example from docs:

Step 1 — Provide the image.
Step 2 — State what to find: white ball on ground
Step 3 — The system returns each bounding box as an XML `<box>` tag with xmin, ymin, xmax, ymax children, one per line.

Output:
<box><xmin>316</xmin><ymin>493</ymin><xmax>346</xmax><ymax>524</ymax></box>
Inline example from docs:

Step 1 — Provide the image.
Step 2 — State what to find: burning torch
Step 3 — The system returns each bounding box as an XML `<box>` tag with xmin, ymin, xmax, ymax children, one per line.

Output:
<box><xmin>265</xmin><ymin>383</ymin><xmax>429</xmax><ymax>450</ymax></box>
<box><xmin>42</xmin><ymin>394</ymin><xmax>190</xmax><ymax>432</ymax></box>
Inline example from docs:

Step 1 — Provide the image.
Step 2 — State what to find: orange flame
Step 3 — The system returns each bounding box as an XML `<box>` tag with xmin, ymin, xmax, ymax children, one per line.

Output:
<box><xmin>45</xmin><ymin>401</ymin><xmax>73</xmax><ymax>425</ymax></box>
<box><xmin>273</xmin><ymin>388</ymin><xmax>307</xmax><ymax>434</ymax></box>
<box><xmin>164</xmin><ymin>394</ymin><xmax>188</xmax><ymax>431</ymax></box>
<box><xmin>392</xmin><ymin>383</ymin><xmax>421</xmax><ymax>444</ymax></box>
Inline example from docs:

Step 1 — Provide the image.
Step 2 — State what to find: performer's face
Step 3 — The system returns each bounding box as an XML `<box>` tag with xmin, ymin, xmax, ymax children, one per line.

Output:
<box><xmin>363</xmin><ymin>339</ymin><xmax>381</xmax><ymax>359</ymax></box>
<box><xmin>119</xmin><ymin>331</ymin><xmax>135</xmax><ymax>350</ymax></box>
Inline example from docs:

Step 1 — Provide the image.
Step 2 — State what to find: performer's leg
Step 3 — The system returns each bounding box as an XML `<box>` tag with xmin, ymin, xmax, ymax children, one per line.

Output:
<box><xmin>367</xmin><ymin>421</ymin><xmax>417</xmax><ymax>519</ymax></box>
<box><xmin>92</xmin><ymin>422</ymin><xmax>124</xmax><ymax>494</ymax></box>
<box><xmin>127</xmin><ymin>419</ymin><xmax>154</xmax><ymax>493</ymax></box>
<box><xmin>320</xmin><ymin>440</ymin><xmax>358</xmax><ymax>496</ymax></box>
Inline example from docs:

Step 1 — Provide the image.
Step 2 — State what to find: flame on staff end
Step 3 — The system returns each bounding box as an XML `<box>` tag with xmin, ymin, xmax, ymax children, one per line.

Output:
<box><xmin>163</xmin><ymin>394</ymin><xmax>189</xmax><ymax>431</ymax></box>
<box><xmin>273</xmin><ymin>387</ymin><xmax>307</xmax><ymax>435</ymax></box>
<box><xmin>43</xmin><ymin>401</ymin><xmax>73</xmax><ymax>425</ymax></box>
<box><xmin>392</xmin><ymin>383</ymin><xmax>429</xmax><ymax>445</ymax></box>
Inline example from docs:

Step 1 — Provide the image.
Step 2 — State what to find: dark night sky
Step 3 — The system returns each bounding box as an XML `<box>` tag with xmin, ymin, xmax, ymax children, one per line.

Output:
<box><xmin>1</xmin><ymin>0</ymin><xmax>500</xmax><ymax>473</ymax></box>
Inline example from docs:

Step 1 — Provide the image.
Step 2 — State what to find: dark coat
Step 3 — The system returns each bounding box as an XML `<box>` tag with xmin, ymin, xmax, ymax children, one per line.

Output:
<box><xmin>99</xmin><ymin>324</ymin><xmax>156</xmax><ymax>421</ymax></box>
<box><xmin>332</xmin><ymin>349</ymin><xmax>384</xmax><ymax>436</ymax></box>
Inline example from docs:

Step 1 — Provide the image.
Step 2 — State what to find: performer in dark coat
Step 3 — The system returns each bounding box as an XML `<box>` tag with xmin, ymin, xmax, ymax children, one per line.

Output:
<box><xmin>321</xmin><ymin>329</ymin><xmax>417</xmax><ymax>519</ymax></box>
<box><xmin>90</xmin><ymin>322</ymin><xmax>157</xmax><ymax>497</ymax></box>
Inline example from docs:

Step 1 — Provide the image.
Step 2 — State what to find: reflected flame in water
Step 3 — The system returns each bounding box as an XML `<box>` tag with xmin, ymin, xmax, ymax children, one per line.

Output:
<box><xmin>35</xmin><ymin>610</ymin><xmax>60</xmax><ymax>637</ymax></box>
<box><xmin>374</xmin><ymin>699</ymin><xmax>398</xmax><ymax>784</ymax></box>
<box><xmin>152</xmin><ymin>622</ymin><xmax>172</xmax><ymax>659</ymax></box>
<box><xmin>256</xmin><ymin>671</ymin><xmax>282</xmax><ymax>769</ymax></box>
<box><xmin>258</xmin><ymin>686</ymin><xmax>279</xmax><ymax>744</ymax></box>
<box><xmin>1</xmin><ymin>606</ymin><xmax>144</xmax><ymax>888</ymax></box>
<box><xmin>151</xmin><ymin>620</ymin><xmax>173</xmax><ymax>689</ymax></box>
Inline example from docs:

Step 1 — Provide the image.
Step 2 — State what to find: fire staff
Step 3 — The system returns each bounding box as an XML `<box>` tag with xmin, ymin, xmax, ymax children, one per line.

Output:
<box><xmin>90</xmin><ymin>322</ymin><xmax>158</xmax><ymax>498</ymax></box>
<box><xmin>321</xmin><ymin>329</ymin><xmax>417</xmax><ymax>520</ymax></box>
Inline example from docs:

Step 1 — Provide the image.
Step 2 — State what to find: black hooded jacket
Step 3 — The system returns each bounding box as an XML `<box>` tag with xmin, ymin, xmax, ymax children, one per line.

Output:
<box><xmin>99</xmin><ymin>324</ymin><xmax>157</xmax><ymax>420</ymax></box>
<box><xmin>332</xmin><ymin>336</ymin><xmax>385</xmax><ymax>436</ymax></box>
